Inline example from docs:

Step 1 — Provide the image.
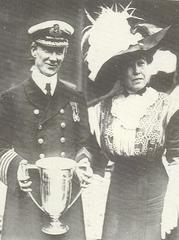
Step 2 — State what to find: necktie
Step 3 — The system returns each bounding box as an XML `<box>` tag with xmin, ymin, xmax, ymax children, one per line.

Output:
<box><xmin>45</xmin><ymin>83</ymin><xmax>51</xmax><ymax>97</ymax></box>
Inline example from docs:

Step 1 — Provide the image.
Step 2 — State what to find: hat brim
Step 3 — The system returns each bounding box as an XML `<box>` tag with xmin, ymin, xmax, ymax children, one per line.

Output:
<box><xmin>159</xmin><ymin>23</ymin><xmax>179</xmax><ymax>53</ymax></box>
<box><xmin>35</xmin><ymin>39</ymin><xmax>69</xmax><ymax>47</ymax></box>
<box><xmin>87</xmin><ymin>26</ymin><xmax>170</xmax><ymax>105</ymax></box>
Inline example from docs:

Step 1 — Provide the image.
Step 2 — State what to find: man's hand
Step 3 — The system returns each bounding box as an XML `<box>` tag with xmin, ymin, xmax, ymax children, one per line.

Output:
<box><xmin>17</xmin><ymin>160</ymin><xmax>32</xmax><ymax>192</ymax></box>
<box><xmin>75</xmin><ymin>158</ymin><xmax>93</xmax><ymax>188</ymax></box>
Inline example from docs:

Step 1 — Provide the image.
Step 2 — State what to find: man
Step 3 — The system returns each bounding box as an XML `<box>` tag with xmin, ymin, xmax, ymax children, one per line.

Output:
<box><xmin>0</xmin><ymin>20</ymin><xmax>93</xmax><ymax>240</ymax></box>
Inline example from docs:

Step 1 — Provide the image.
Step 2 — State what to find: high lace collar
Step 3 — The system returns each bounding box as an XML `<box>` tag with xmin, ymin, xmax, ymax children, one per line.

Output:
<box><xmin>111</xmin><ymin>87</ymin><xmax>158</xmax><ymax>129</ymax></box>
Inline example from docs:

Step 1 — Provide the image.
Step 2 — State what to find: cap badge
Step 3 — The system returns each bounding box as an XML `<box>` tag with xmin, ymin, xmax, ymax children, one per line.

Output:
<box><xmin>49</xmin><ymin>24</ymin><xmax>62</xmax><ymax>38</ymax></box>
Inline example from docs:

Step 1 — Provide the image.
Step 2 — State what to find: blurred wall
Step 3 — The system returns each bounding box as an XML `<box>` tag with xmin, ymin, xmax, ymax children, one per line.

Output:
<box><xmin>84</xmin><ymin>0</ymin><xmax>179</xmax><ymax>26</ymax></box>
<box><xmin>0</xmin><ymin>0</ymin><xmax>179</xmax><ymax>94</ymax></box>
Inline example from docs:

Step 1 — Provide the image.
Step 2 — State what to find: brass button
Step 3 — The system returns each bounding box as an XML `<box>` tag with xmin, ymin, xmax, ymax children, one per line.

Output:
<box><xmin>33</xmin><ymin>109</ymin><xmax>40</xmax><ymax>115</ymax></box>
<box><xmin>61</xmin><ymin>152</ymin><xmax>66</xmax><ymax>157</ymax></box>
<box><xmin>38</xmin><ymin>124</ymin><xmax>42</xmax><ymax>130</ymax></box>
<box><xmin>60</xmin><ymin>137</ymin><xmax>66</xmax><ymax>143</ymax></box>
<box><xmin>38</xmin><ymin>138</ymin><xmax>44</xmax><ymax>144</ymax></box>
<box><xmin>60</xmin><ymin>108</ymin><xmax>64</xmax><ymax>114</ymax></box>
<box><xmin>60</xmin><ymin>122</ymin><xmax>66</xmax><ymax>128</ymax></box>
<box><xmin>39</xmin><ymin>153</ymin><xmax>45</xmax><ymax>159</ymax></box>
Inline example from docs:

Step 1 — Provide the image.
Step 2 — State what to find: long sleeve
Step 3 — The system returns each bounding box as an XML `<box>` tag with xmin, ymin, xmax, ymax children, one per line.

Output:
<box><xmin>87</xmin><ymin>104</ymin><xmax>109</xmax><ymax>175</ymax></box>
<box><xmin>72</xmin><ymin>92</ymin><xmax>93</xmax><ymax>163</ymax></box>
<box><xmin>74</xmin><ymin>93</ymin><xmax>108</xmax><ymax>172</ymax></box>
<box><xmin>161</xmin><ymin>109</ymin><xmax>179</xmax><ymax>239</ymax></box>
<box><xmin>0</xmin><ymin>92</ymin><xmax>23</xmax><ymax>187</ymax></box>
<box><xmin>166</xmin><ymin>109</ymin><xmax>179</xmax><ymax>162</ymax></box>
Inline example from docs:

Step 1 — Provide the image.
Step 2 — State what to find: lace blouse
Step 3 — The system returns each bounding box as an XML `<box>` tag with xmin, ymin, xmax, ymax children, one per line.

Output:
<box><xmin>88</xmin><ymin>87</ymin><xmax>170</xmax><ymax>160</ymax></box>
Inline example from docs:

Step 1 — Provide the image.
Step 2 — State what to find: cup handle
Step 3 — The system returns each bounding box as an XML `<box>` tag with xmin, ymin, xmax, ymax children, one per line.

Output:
<box><xmin>67</xmin><ymin>169</ymin><xmax>87</xmax><ymax>210</ymax></box>
<box><xmin>67</xmin><ymin>161</ymin><xmax>92</xmax><ymax>210</ymax></box>
<box><xmin>19</xmin><ymin>161</ymin><xmax>45</xmax><ymax>213</ymax></box>
<box><xmin>28</xmin><ymin>192</ymin><xmax>45</xmax><ymax>213</ymax></box>
<box><xmin>67</xmin><ymin>186</ymin><xmax>84</xmax><ymax>210</ymax></box>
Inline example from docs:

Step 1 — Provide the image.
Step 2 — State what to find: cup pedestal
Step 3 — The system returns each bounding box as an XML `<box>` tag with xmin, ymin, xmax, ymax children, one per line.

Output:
<box><xmin>42</xmin><ymin>218</ymin><xmax>69</xmax><ymax>235</ymax></box>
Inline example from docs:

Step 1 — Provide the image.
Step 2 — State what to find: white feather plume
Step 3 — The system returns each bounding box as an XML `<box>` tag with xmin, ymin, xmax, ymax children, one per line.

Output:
<box><xmin>82</xmin><ymin>4</ymin><xmax>143</xmax><ymax>81</ymax></box>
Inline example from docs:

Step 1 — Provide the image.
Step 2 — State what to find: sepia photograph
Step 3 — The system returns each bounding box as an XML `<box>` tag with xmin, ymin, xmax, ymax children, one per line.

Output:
<box><xmin>0</xmin><ymin>0</ymin><xmax>179</xmax><ymax>240</ymax></box>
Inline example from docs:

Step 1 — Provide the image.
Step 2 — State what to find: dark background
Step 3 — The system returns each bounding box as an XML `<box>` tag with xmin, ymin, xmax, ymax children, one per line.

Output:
<box><xmin>0</xmin><ymin>0</ymin><xmax>179</xmax><ymax>93</ymax></box>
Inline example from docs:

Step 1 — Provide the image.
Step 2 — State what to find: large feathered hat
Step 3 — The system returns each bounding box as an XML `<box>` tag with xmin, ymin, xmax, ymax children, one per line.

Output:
<box><xmin>82</xmin><ymin>3</ymin><xmax>171</xmax><ymax>102</ymax></box>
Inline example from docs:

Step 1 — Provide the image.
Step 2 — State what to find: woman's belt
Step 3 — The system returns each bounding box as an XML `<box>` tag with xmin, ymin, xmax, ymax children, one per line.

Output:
<box><xmin>111</xmin><ymin>155</ymin><xmax>164</xmax><ymax>176</ymax></box>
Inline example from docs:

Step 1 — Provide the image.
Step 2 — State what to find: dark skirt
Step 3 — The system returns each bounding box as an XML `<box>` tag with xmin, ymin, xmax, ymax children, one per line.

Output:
<box><xmin>102</xmin><ymin>157</ymin><xmax>169</xmax><ymax>240</ymax></box>
<box><xmin>2</xmin><ymin>174</ymin><xmax>85</xmax><ymax>240</ymax></box>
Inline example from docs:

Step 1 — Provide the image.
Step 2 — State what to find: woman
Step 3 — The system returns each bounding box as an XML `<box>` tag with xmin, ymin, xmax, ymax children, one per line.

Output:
<box><xmin>94</xmin><ymin>51</ymin><xmax>169</xmax><ymax>240</ymax></box>
<box><xmin>82</xmin><ymin>5</ymin><xmax>177</xmax><ymax>240</ymax></box>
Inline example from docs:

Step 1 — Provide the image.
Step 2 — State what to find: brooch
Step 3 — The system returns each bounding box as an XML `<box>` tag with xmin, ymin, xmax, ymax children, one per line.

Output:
<box><xmin>70</xmin><ymin>101</ymin><xmax>80</xmax><ymax>122</ymax></box>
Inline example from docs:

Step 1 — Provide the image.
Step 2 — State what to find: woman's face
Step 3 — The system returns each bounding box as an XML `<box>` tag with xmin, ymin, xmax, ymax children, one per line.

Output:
<box><xmin>123</xmin><ymin>57</ymin><xmax>151</xmax><ymax>93</ymax></box>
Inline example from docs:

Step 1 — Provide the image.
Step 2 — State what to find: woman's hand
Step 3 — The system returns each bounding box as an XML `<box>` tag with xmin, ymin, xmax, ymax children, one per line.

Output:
<box><xmin>75</xmin><ymin>158</ymin><xmax>93</xmax><ymax>188</ymax></box>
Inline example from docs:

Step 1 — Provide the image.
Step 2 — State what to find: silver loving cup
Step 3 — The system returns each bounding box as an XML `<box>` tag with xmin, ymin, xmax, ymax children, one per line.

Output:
<box><xmin>20</xmin><ymin>157</ymin><xmax>82</xmax><ymax>235</ymax></box>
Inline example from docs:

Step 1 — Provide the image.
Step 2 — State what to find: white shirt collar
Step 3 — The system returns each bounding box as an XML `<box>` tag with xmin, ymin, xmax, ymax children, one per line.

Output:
<box><xmin>31</xmin><ymin>66</ymin><xmax>57</xmax><ymax>96</ymax></box>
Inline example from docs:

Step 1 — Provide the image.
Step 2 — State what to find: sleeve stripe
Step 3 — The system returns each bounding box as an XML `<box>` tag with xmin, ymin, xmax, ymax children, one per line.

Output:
<box><xmin>2</xmin><ymin>152</ymin><xmax>17</xmax><ymax>184</ymax></box>
<box><xmin>0</xmin><ymin>149</ymin><xmax>18</xmax><ymax>185</ymax></box>
<box><xmin>76</xmin><ymin>147</ymin><xmax>92</xmax><ymax>162</ymax></box>
<box><xmin>1</xmin><ymin>149</ymin><xmax>14</xmax><ymax>159</ymax></box>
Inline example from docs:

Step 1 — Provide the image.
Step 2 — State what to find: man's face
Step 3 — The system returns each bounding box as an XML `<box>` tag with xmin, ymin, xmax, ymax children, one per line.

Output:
<box><xmin>31</xmin><ymin>44</ymin><xmax>67</xmax><ymax>76</ymax></box>
<box><xmin>123</xmin><ymin>57</ymin><xmax>151</xmax><ymax>93</ymax></box>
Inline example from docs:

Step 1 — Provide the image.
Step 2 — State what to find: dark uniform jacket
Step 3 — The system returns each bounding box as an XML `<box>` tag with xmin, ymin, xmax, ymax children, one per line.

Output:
<box><xmin>0</xmin><ymin>78</ymin><xmax>92</xmax><ymax>240</ymax></box>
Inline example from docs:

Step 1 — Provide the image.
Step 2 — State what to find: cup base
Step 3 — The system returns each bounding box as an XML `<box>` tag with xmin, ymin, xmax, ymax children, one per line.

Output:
<box><xmin>42</xmin><ymin>220</ymin><xmax>69</xmax><ymax>235</ymax></box>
